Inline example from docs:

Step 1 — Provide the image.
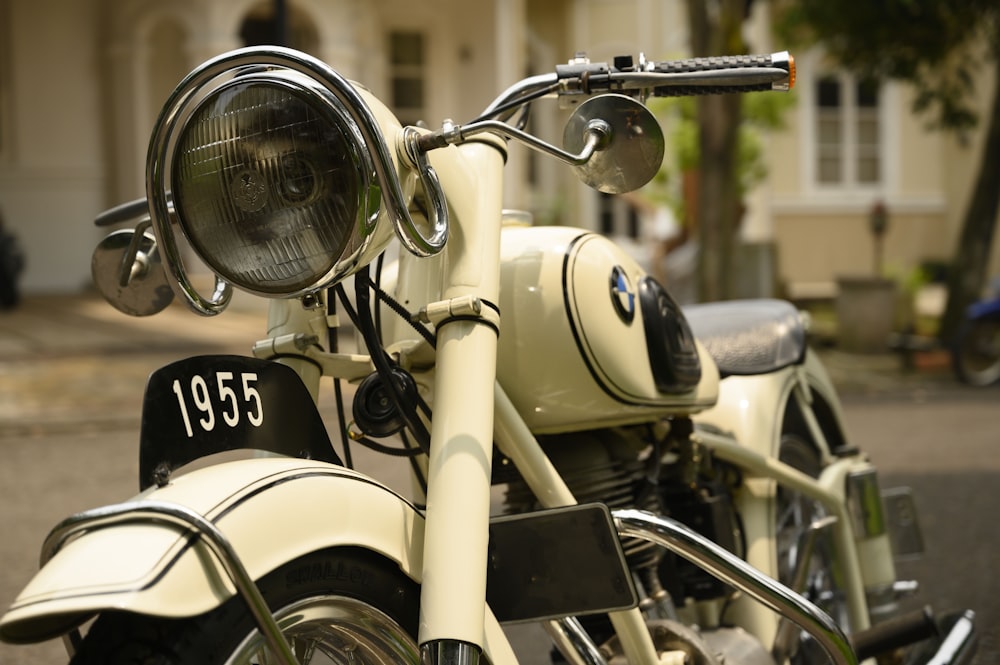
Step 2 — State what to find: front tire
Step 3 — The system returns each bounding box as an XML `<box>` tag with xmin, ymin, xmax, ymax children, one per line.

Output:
<box><xmin>952</xmin><ymin>318</ymin><xmax>1000</xmax><ymax>387</ymax></box>
<box><xmin>69</xmin><ymin>547</ymin><xmax>420</xmax><ymax>665</ymax></box>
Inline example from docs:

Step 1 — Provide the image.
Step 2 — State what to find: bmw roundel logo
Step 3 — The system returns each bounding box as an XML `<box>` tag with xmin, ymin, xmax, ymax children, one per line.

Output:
<box><xmin>610</xmin><ymin>265</ymin><xmax>635</xmax><ymax>324</ymax></box>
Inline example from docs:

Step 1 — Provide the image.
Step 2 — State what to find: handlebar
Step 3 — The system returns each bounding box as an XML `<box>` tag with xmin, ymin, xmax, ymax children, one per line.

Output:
<box><xmin>476</xmin><ymin>51</ymin><xmax>794</xmax><ymax>124</ymax></box>
<box><xmin>424</xmin><ymin>50</ymin><xmax>793</xmax><ymax>156</ymax></box>
<box><xmin>555</xmin><ymin>50</ymin><xmax>795</xmax><ymax>97</ymax></box>
<box><xmin>94</xmin><ymin>49</ymin><xmax>795</xmax><ymax>232</ymax></box>
<box><xmin>94</xmin><ymin>197</ymin><xmax>151</xmax><ymax>227</ymax></box>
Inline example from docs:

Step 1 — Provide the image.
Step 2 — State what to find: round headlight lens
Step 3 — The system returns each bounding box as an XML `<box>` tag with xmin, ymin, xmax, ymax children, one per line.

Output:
<box><xmin>172</xmin><ymin>80</ymin><xmax>366</xmax><ymax>295</ymax></box>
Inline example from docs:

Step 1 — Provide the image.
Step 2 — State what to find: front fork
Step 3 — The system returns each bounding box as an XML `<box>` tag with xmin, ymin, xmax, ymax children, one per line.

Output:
<box><xmin>412</xmin><ymin>138</ymin><xmax>508</xmax><ymax>665</ymax></box>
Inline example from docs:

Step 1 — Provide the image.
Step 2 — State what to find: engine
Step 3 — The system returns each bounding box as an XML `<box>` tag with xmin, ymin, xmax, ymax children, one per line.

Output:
<box><xmin>494</xmin><ymin>417</ymin><xmax>744</xmax><ymax>611</ymax></box>
<box><xmin>493</xmin><ymin>418</ymin><xmax>779</xmax><ymax>665</ymax></box>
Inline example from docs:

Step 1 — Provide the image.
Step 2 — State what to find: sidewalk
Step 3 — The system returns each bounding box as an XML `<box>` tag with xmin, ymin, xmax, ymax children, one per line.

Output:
<box><xmin>0</xmin><ymin>292</ymin><xmax>975</xmax><ymax>437</ymax></box>
<box><xmin>814</xmin><ymin>345</ymin><xmax>959</xmax><ymax>401</ymax></box>
<box><xmin>0</xmin><ymin>292</ymin><xmax>266</xmax><ymax>360</ymax></box>
<box><xmin>0</xmin><ymin>293</ymin><xmax>268</xmax><ymax>436</ymax></box>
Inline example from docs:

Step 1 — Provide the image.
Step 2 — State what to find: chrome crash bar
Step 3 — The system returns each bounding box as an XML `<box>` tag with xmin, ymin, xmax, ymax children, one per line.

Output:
<box><xmin>44</xmin><ymin>501</ymin><xmax>302</xmax><ymax>665</ymax></box>
<box><xmin>613</xmin><ymin>509</ymin><xmax>977</xmax><ymax>665</ymax></box>
<box><xmin>43</xmin><ymin>501</ymin><xmax>975</xmax><ymax>665</ymax></box>
<box><xmin>613</xmin><ymin>508</ymin><xmax>859</xmax><ymax>665</ymax></box>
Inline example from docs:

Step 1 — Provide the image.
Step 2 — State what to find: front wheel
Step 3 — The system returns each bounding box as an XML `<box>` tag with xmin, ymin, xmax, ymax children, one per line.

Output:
<box><xmin>952</xmin><ymin>318</ymin><xmax>1000</xmax><ymax>386</ymax></box>
<box><xmin>69</xmin><ymin>547</ymin><xmax>420</xmax><ymax>665</ymax></box>
<box><xmin>775</xmin><ymin>433</ymin><xmax>848</xmax><ymax>664</ymax></box>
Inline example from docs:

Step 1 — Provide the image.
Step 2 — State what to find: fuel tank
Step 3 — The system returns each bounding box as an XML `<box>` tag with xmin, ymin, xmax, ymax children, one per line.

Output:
<box><xmin>497</xmin><ymin>225</ymin><xmax>718</xmax><ymax>434</ymax></box>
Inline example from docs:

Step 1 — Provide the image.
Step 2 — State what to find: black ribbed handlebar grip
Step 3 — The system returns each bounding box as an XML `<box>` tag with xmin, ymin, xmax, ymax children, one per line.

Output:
<box><xmin>649</xmin><ymin>52</ymin><xmax>792</xmax><ymax>97</ymax></box>
<box><xmin>94</xmin><ymin>197</ymin><xmax>149</xmax><ymax>227</ymax></box>
<box><xmin>653</xmin><ymin>53</ymin><xmax>774</xmax><ymax>74</ymax></box>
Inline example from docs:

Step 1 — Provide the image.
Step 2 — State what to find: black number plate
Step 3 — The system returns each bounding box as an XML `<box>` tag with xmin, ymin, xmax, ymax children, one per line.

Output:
<box><xmin>487</xmin><ymin>503</ymin><xmax>637</xmax><ymax>623</ymax></box>
<box><xmin>139</xmin><ymin>355</ymin><xmax>341</xmax><ymax>490</ymax></box>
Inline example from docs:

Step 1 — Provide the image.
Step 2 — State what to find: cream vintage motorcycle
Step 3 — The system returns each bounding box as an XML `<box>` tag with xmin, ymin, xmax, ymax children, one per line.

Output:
<box><xmin>0</xmin><ymin>46</ymin><xmax>977</xmax><ymax>665</ymax></box>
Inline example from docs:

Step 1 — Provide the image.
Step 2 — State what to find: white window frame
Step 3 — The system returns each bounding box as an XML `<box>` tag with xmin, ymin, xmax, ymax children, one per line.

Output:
<box><xmin>796</xmin><ymin>50</ymin><xmax>900</xmax><ymax>209</ymax></box>
<box><xmin>387</xmin><ymin>29</ymin><xmax>427</xmax><ymax>127</ymax></box>
<box><xmin>814</xmin><ymin>72</ymin><xmax>881</xmax><ymax>187</ymax></box>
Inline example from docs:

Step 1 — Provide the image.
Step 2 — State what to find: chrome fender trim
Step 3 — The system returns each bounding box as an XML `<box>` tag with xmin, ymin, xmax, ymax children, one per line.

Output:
<box><xmin>0</xmin><ymin>457</ymin><xmax>516</xmax><ymax>665</ymax></box>
<box><xmin>1</xmin><ymin>458</ymin><xmax>421</xmax><ymax>642</ymax></box>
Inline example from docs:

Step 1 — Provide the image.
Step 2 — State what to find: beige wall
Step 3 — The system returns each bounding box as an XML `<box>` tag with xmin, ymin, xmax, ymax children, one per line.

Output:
<box><xmin>769</xmin><ymin>48</ymin><xmax>1000</xmax><ymax>296</ymax></box>
<box><xmin>775</xmin><ymin>212</ymin><xmax>952</xmax><ymax>296</ymax></box>
<box><xmin>0</xmin><ymin>0</ymin><xmax>108</xmax><ymax>292</ymax></box>
<box><xmin>0</xmin><ymin>0</ymin><xmax>505</xmax><ymax>293</ymax></box>
<box><xmin>2</xmin><ymin>0</ymin><xmax>998</xmax><ymax>296</ymax></box>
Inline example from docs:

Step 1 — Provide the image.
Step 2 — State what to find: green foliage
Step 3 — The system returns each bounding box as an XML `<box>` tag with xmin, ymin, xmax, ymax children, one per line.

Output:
<box><xmin>777</xmin><ymin>0</ymin><xmax>1000</xmax><ymax>134</ymax></box>
<box><xmin>646</xmin><ymin>90</ymin><xmax>796</xmax><ymax>217</ymax></box>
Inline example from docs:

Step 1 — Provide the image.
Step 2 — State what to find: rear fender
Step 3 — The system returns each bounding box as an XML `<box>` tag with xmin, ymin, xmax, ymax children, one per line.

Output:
<box><xmin>1</xmin><ymin>458</ymin><xmax>440</xmax><ymax>645</ymax></box>
<box><xmin>694</xmin><ymin>349</ymin><xmax>850</xmax><ymax>462</ymax></box>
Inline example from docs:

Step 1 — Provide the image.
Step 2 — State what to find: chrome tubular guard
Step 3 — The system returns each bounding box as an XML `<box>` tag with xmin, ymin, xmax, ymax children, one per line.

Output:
<box><xmin>613</xmin><ymin>509</ymin><xmax>859</xmax><ymax>665</ymax></box>
<box><xmin>44</xmin><ymin>502</ymin><xmax>975</xmax><ymax>665</ymax></box>
<box><xmin>613</xmin><ymin>509</ymin><xmax>978</xmax><ymax>665</ymax></box>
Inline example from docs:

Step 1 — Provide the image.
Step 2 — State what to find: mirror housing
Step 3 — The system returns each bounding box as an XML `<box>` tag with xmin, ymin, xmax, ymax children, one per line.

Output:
<box><xmin>563</xmin><ymin>94</ymin><xmax>664</xmax><ymax>194</ymax></box>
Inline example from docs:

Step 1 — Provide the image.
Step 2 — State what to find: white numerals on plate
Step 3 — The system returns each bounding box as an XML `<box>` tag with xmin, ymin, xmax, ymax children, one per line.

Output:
<box><xmin>171</xmin><ymin>372</ymin><xmax>263</xmax><ymax>438</ymax></box>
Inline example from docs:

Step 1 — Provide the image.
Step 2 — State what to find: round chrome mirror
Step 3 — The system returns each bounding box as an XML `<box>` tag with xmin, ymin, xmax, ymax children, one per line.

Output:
<box><xmin>563</xmin><ymin>94</ymin><xmax>664</xmax><ymax>194</ymax></box>
<box><xmin>92</xmin><ymin>229</ymin><xmax>175</xmax><ymax>317</ymax></box>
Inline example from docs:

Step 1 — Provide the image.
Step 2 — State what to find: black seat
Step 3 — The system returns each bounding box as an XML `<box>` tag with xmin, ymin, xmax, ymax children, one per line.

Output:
<box><xmin>682</xmin><ymin>299</ymin><xmax>807</xmax><ymax>377</ymax></box>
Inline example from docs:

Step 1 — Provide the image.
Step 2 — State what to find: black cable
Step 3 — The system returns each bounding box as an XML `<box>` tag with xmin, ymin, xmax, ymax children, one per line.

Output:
<box><xmin>333</xmin><ymin>378</ymin><xmax>353</xmax><ymax>468</ymax></box>
<box><xmin>401</xmin><ymin>430</ymin><xmax>428</xmax><ymax>495</ymax></box>
<box><xmin>350</xmin><ymin>435</ymin><xmax>425</xmax><ymax>457</ymax></box>
<box><xmin>470</xmin><ymin>81</ymin><xmax>560</xmax><ymax>124</ymax></box>
<box><xmin>353</xmin><ymin>266</ymin><xmax>431</xmax><ymax>448</ymax></box>
<box><xmin>361</xmin><ymin>272</ymin><xmax>437</xmax><ymax>349</ymax></box>
<box><xmin>334</xmin><ymin>283</ymin><xmax>360</xmax><ymax>328</ymax></box>
<box><xmin>374</xmin><ymin>252</ymin><xmax>385</xmax><ymax>342</ymax></box>
<box><xmin>326</xmin><ymin>289</ymin><xmax>353</xmax><ymax>468</ymax></box>
<box><xmin>334</xmin><ymin>279</ymin><xmax>434</xmax><ymax>455</ymax></box>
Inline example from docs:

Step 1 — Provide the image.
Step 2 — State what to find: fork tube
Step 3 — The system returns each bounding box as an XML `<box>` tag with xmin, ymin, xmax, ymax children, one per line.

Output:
<box><xmin>419</xmin><ymin>140</ymin><xmax>505</xmax><ymax>663</ymax></box>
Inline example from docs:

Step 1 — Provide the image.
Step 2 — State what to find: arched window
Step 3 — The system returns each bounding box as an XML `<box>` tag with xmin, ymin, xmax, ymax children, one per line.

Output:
<box><xmin>239</xmin><ymin>1</ymin><xmax>319</xmax><ymax>54</ymax></box>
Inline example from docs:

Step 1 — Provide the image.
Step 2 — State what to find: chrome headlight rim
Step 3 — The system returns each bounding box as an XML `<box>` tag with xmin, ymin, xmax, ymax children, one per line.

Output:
<box><xmin>167</xmin><ymin>71</ymin><xmax>380</xmax><ymax>298</ymax></box>
<box><xmin>146</xmin><ymin>46</ymin><xmax>399</xmax><ymax>313</ymax></box>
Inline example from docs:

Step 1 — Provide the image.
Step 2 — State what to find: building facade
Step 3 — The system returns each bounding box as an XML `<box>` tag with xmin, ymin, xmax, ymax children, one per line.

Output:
<box><xmin>1</xmin><ymin>0</ymin><xmax>997</xmax><ymax>302</ymax></box>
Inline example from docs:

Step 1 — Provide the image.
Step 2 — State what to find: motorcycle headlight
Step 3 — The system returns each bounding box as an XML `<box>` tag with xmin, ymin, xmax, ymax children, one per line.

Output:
<box><xmin>148</xmin><ymin>50</ymin><xmax>386</xmax><ymax>300</ymax></box>
<box><xmin>171</xmin><ymin>79</ymin><xmax>374</xmax><ymax>296</ymax></box>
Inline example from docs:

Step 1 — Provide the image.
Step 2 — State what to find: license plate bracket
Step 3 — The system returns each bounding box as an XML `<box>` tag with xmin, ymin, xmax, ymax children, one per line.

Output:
<box><xmin>139</xmin><ymin>355</ymin><xmax>341</xmax><ymax>490</ymax></box>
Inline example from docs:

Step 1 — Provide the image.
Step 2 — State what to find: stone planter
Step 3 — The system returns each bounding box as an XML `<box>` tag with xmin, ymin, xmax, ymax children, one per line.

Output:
<box><xmin>835</xmin><ymin>277</ymin><xmax>897</xmax><ymax>353</ymax></box>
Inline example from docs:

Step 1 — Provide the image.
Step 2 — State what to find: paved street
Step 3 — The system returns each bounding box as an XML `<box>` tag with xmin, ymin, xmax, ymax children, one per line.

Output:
<box><xmin>0</xmin><ymin>294</ymin><xmax>996</xmax><ymax>665</ymax></box>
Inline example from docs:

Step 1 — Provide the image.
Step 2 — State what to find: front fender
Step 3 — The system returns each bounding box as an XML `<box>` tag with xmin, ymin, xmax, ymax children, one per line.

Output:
<box><xmin>1</xmin><ymin>458</ymin><xmax>425</xmax><ymax>644</ymax></box>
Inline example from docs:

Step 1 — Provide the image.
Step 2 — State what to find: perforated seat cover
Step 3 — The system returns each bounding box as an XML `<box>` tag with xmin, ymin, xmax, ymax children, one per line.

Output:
<box><xmin>682</xmin><ymin>299</ymin><xmax>807</xmax><ymax>377</ymax></box>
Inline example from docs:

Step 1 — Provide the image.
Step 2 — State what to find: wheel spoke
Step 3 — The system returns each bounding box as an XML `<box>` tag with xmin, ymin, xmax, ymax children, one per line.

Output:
<box><xmin>226</xmin><ymin>596</ymin><xmax>418</xmax><ymax>665</ymax></box>
<box><xmin>293</xmin><ymin>636</ymin><xmax>318</xmax><ymax>664</ymax></box>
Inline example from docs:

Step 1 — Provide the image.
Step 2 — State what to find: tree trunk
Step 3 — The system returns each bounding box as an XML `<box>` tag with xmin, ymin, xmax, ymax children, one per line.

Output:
<box><xmin>686</xmin><ymin>0</ymin><xmax>745</xmax><ymax>301</ymax></box>
<box><xmin>695</xmin><ymin>95</ymin><xmax>742</xmax><ymax>300</ymax></box>
<box><xmin>939</xmin><ymin>61</ymin><xmax>1000</xmax><ymax>341</ymax></box>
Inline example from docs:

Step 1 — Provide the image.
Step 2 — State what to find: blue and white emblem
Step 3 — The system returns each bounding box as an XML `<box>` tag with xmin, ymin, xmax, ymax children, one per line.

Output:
<box><xmin>610</xmin><ymin>265</ymin><xmax>635</xmax><ymax>324</ymax></box>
